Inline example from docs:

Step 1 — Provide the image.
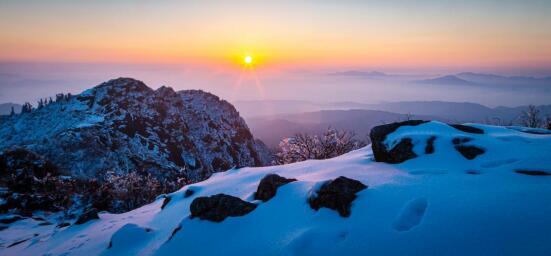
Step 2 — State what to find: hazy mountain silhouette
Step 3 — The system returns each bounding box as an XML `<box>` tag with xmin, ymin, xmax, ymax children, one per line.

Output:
<box><xmin>415</xmin><ymin>75</ymin><xmax>479</xmax><ymax>86</ymax></box>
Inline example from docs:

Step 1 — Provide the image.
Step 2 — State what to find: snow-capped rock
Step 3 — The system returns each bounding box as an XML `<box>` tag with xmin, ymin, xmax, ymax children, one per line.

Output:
<box><xmin>1</xmin><ymin>121</ymin><xmax>550</xmax><ymax>255</ymax></box>
<box><xmin>0</xmin><ymin>78</ymin><xmax>269</xmax><ymax>214</ymax></box>
<box><xmin>0</xmin><ymin>78</ymin><xmax>267</xmax><ymax>181</ymax></box>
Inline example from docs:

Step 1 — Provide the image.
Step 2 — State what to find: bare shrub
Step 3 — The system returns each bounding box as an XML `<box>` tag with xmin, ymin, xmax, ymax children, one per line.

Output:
<box><xmin>520</xmin><ymin>105</ymin><xmax>542</xmax><ymax>128</ymax></box>
<box><xmin>274</xmin><ymin>128</ymin><xmax>366</xmax><ymax>165</ymax></box>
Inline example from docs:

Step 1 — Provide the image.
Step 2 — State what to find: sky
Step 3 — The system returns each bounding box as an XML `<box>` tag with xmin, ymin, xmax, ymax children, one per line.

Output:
<box><xmin>0</xmin><ymin>0</ymin><xmax>550</xmax><ymax>106</ymax></box>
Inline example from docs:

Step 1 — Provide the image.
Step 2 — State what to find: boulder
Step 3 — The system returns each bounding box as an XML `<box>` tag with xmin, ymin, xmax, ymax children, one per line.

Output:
<box><xmin>370</xmin><ymin>120</ymin><xmax>428</xmax><ymax>163</ymax></box>
<box><xmin>452</xmin><ymin>137</ymin><xmax>484</xmax><ymax>160</ymax></box>
<box><xmin>190</xmin><ymin>194</ymin><xmax>257</xmax><ymax>222</ymax></box>
<box><xmin>309</xmin><ymin>176</ymin><xmax>367</xmax><ymax>217</ymax></box>
<box><xmin>454</xmin><ymin>145</ymin><xmax>485</xmax><ymax>160</ymax></box>
<box><xmin>75</xmin><ymin>208</ymin><xmax>99</xmax><ymax>225</ymax></box>
<box><xmin>254</xmin><ymin>174</ymin><xmax>297</xmax><ymax>202</ymax></box>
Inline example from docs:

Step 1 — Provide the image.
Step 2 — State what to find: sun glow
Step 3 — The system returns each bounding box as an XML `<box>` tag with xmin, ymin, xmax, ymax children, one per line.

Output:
<box><xmin>244</xmin><ymin>55</ymin><xmax>253</xmax><ymax>65</ymax></box>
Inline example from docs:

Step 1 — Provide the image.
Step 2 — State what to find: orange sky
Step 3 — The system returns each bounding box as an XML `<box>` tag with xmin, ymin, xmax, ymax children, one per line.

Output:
<box><xmin>1</xmin><ymin>1</ymin><xmax>550</xmax><ymax>72</ymax></box>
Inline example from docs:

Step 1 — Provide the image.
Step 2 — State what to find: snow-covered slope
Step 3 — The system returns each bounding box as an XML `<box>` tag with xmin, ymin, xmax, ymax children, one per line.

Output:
<box><xmin>1</xmin><ymin>121</ymin><xmax>551</xmax><ymax>255</ymax></box>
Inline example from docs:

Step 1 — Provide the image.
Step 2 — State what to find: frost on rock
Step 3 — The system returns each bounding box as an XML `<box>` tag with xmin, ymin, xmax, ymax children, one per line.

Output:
<box><xmin>0</xmin><ymin>78</ymin><xmax>268</xmax><ymax>181</ymax></box>
<box><xmin>0</xmin><ymin>78</ymin><xmax>270</xmax><ymax>213</ymax></box>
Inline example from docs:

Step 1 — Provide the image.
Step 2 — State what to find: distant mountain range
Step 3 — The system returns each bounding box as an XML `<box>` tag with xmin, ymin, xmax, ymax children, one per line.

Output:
<box><xmin>415</xmin><ymin>75</ymin><xmax>478</xmax><ymax>86</ymax></box>
<box><xmin>234</xmin><ymin>99</ymin><xmax>551</xmax><ymax>121</ymax></box>
<box><xmin>415</xmin><ymin>72</ymin><xmax>551</xmax><ymax>87</ymax></box>
<box><xmin>236</xmin><ymin>100</ymin><xmax>551</xmax><ymax>147</ymax></box>
<box><xmin>456</xmin><ymin>72</ymin><xmax>551</xmax><ymax>85</ymax></box>
<box><xmin>328</xmin><ymin>70</ymin><xmax>388</xmax><ymax>77</ymax></box>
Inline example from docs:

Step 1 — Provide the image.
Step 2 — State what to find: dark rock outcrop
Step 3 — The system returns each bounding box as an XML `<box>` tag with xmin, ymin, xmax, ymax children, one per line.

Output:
<box><xmin>452</xmin><ymin>137</ymin><xmax>484</xmax><ymax>160</ymax></box>
<box><xmin>190</xmin><ymin>194</ymin><xmax>257</xmax><ymax>222</ymax></box>
<box><xmin>0</xmin><ymin>147</ymin><xmax>58</xmax><ymax>179</ymax></box>
<box><xmin>452</xmin><ymin>137</ymin><xmax>473</xmax><ymax>145</ymax></box>
<box><xmin>161</xmin><ymin>196</ymin><xmax>172</xmax><ymax>209</ymax></box>
<box><xmin>387</xmin><ymin>138</ymin><xmax>417</xmax><ymax>163</ymax></box>
<box><xmin>515</xmin><ymin>170</ymin><xmax>551</xmax><ymax>176</ymax></box>
<box><xmin>254</xmin><ymin>174</ymin><xmax>297</xmax><ymax>202</ymax></box>
<box><xmin>454</xmin><ymin>145</ymin><xmax>485</xmax><ymax>160</ymax></box>
<box><xmin>309</xmin><ymin>176</ymin><xmax>367</xmax><ymax>217</ymax></box>
<box><xmin>75</xmin><ymin>208</ymin><xmax>99</xmax><ymax>225</ymax></box>
<box><xmin>370</xmin><ymin>120</ymin><xmax>428</xmax><ymax>163</ymax></box>
<box><xmin>424</xmin><ymin>136</ymin><xmax>436</xmax><ymax>154</ymax></box>
<box><xmin>450</xmin><ymin>124</ymin><xmax>484</xmax><ymax>134</ymax></box>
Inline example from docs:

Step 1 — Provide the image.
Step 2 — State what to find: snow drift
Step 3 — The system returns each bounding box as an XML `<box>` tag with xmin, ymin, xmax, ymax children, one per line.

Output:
<box><xmin>1</xmin><ymin>121</ymin><xmax>550</xmax><ymax>255</ymax></box>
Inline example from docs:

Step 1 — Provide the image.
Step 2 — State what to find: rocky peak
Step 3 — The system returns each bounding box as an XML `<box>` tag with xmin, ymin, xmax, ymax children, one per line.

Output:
<box><xmin>0</xmin><ymin>78</ymin><xmax>270</xmax><ymax>213</ymax></box>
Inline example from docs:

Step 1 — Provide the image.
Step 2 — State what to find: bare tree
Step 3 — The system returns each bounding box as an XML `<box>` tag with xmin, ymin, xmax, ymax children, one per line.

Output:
<box><xmin>274</xmin><ymin>128</ymin><xmax>366</xmax><ymax>165</ymax></box>
<box><xmin>520</xmin><ymin>105</ymin><xmax>542</xmax><ymax>128</ymax></box>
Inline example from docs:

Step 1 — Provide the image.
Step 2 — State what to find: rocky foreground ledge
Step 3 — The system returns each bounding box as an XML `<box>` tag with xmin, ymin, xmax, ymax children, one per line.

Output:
<box><xmin>1</xmin><ymin>121</ymin><xmax>551</xmax><ymax>255</ymax></box>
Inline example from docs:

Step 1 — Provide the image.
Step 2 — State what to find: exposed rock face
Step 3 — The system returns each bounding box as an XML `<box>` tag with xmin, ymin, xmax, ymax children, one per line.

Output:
<box><xmin>0</xmin><ymin>147</ymin><xmax>58</xmax><ymax>179</ymax></box>
<box><xmin>452</xmin><ymin>137</ymin><xmax>485</xmax><ymax>160</ymax></box>
<box><xmin>449</xmin><ymin>124</ymin><xmax>484</xmax><ymax>134</ymax></box>
<box><xmin>0</xmin><ymin>78</ymin><xmax>268</xmax><ymax>182</ymax></box>
<box><xmin>0</xmin><ymin>78</ymin><xmax>269</xmax><ymax>214</ymax></box>
<box><xmin>424</xmin><ymin>136</ymin><xmax>436</xmax><ymax>154</ymax></box>
<box><xmin>161</xmin><ymin>196</ymin><xmax>172</xmax><ymax>209</ymax></box>
<box><xmin>309</xmin><ymin>176</ymin><xmax>367</xmax><ymax>217</ymax></box>
<box><xmin>254</xmin><ymin>174</ymin><xmax>297</xmax><ymax>202</ymax></box>
<box><xmin>454</xmin><ymin>145</ymin><xmax>485</xmax><ymax>160</ymax></box>
<box><xmin>75</xmin><ymin>208</ymin><xmax>99</xmax><ymax>225</ymax></box>
<box><xmin>190</xmin><ymin>194</ymin><xmax>257</xmax><ymax>222</ymax></box>
<box><xmin>370</xmin><ymin>120</ymin><xmax>428</xmax><ymax>163</ymax></box>
<box><xmin>515</xmin><ymin>170</ymin><xmax>551</xmax><ymax>176</ymax></box>
<box><xmin>0</xmin><ymin>148</ymin><xmax>67</xmax><ymax>215</ymax></box>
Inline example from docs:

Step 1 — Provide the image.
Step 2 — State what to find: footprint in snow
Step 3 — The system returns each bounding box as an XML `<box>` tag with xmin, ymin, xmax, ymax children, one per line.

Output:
<box><xmin>392</xmin><ymin>198</ymin><xmax>428</xmax><ymax>232</ymax></box>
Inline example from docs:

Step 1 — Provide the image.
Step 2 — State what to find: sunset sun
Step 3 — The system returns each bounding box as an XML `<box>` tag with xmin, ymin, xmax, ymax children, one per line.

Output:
<box><xmin>244</xmin><ymin>55</ymin><xmax>253</xmax><ymax>65</ymax></box>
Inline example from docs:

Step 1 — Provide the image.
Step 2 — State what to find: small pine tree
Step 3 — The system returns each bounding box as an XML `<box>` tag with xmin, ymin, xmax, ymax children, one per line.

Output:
<box><xmin>10</xmin><ymin>106</ymin><xmax>15</xmax><ymax>116</ymax></box>
<box><xmin>21</xmin><ymin>102</ymin><xmax>33</xmax><ymax>113</ymax></box>
<box><xmin>56</xmin><ymin>93</ymin><xmax>64</xmax><ymax>102</ymax></box>
<box><xmin>49</xmin><ymin>97</ymin><xmax>53</xmax><ymax>105</ymax></box>
<box><xmin>37</xmin><ymin>98</ymin><xmax>44</xmax><ymax>109</ymax></box>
